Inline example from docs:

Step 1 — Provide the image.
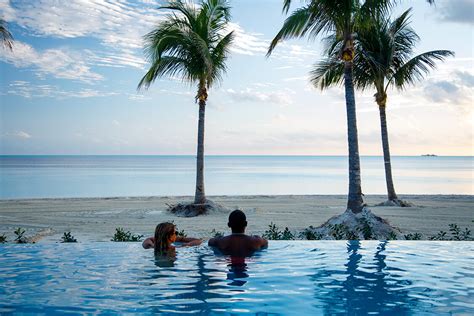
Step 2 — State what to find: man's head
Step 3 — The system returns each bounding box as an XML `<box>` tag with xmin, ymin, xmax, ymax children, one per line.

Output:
<box><xmin>228</xmin><ymin>209</ymin><xmax>247</xmax><ymax>233</ymax></box>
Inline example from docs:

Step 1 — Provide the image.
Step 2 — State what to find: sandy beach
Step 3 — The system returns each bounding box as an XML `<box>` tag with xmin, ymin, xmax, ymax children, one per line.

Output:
<box><xmin>0</xmin><ymin>195</ymin><xmax>472</xmax><ymax>242</ymax></box>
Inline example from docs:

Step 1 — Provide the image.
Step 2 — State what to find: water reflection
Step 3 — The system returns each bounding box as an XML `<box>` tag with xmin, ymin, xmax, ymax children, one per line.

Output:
<box><xmin>153</xmin><ymin>249</ymin><xmax>176</xmax><ymax>268</ymax></box>
<box><xmin>146</xmin><ymin>252</ymin><xmax>232</xmax><ymax>314</ymax></box>
<box><xmin>226</xmin><ymin>256</ymin><xmax>249</xmax><ymax>287</ymax></box>
<box><xmin>313</xmin><ymin>241</ymin><xmax>415</xmax><ymax>315</ymax></box>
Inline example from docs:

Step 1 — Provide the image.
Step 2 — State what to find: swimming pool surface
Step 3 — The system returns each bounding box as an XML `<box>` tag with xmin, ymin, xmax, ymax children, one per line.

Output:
<box><xmin>1</xmin><ymin>241</ymin><xmax>473</xmax><ymax>315</ymax></box>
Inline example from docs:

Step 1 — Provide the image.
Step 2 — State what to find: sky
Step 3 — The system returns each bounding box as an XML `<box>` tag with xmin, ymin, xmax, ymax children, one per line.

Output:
<box><xmin>0</xmin><ymin>0</ymin><xmax>473</xmax><ymax>156</ymax></box>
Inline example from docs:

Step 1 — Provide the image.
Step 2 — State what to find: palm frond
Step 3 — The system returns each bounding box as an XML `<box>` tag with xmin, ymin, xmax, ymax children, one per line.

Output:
<box><xmin>310</xmin><ymin>57</ymin><xmax>344</xmax><ymax>90</ymax></box>
<box><xmin>0</xmin><ymin>19</ymin><xmax>13</xmax><ymax>51</ymax></box>
<box><xmin>208</xmin><ymin>30</ymin><xmax>234</xmax><ymax>86</ymax></box>
<box><xmin>139</xmin><ymin>0</ymin><xmax>233</xmax><ymax>91</ymax></box>
<box><xmin>267</xmin><ymin>5</ymin><xmax>316</xmax><ymax>56</ymax></box>
<box><xmin>391</xmin><ymin>50</ymin><xmax>454</xmax><ymax>89</ymax></box>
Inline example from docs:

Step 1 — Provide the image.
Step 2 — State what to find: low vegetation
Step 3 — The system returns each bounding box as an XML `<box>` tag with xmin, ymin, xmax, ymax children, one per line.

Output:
<box><xmin>261</xmin><ymin>222</ymin><xmax>472</xmax><ymax>241</ymax></box>
<box><xmin>14</xmin><ymin>227</ymin><xmax>28</xmax><ymax>243</ymax></box>
<box><xmin>262</xmin><ymin>223</ymin><xmax>295</xmax><ymax>240</ymax></box>
<box><xmin>429</xmin><ymin>224</ymin><xmax>471</xmax><ymax>241</ymax></box>
<box><xmin>0</xmin><ymin>234</ymin><xmax>6</xmax><ymax>243</ymax></box>
<box><xmin>176</xmin><ymin>229</ymin><xmax>187</xmax><ymax>238</ymax></box>
<box><xmin>404</xmin><ymin>233</ymin><xmax>423</xmax><ymax>240</ymax></box>
<box><xmin>61</xmin><ymin>232</ymin><xmax>77</xmax><ymax>243</ymax></box>
<box><xmin>298</xmin><ymin>226</ymin><xmax>322</xmax><ymax>240</ymax></box>
<box><xmin>111</xmin><ymin>228</ymin><xmax>143</xmax><ymax>242</ymax></box>
<box><xmin>210</xmin><ymin>229</ymin><xmax>224</xmax><ymax>238</ymax></box>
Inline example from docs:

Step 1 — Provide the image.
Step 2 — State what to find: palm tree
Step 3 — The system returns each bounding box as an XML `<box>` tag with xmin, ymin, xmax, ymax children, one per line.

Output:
<box><xmin>0</xmin><ymin>19</ymin><xmax>13</xmax><ymax>50</ymax></box>
<box><xmin>311</xmin><ymin>8</ymin><xmax>453</xmax><ymax>206</ymax></box>
<box><xmin>138</xmin><ymin>0</ymin><xmax>234</xmax><ymax>210</ymax></box>
<box><xmin>268</xmin><ymin>0</ymin><xmax>402</xmax><ymax>213</ymax></box>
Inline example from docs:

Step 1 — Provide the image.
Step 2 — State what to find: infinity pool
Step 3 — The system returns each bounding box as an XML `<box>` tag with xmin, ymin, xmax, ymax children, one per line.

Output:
<box><xmin>1</xmin><ymin>241</ymin><xmax>473</xmax><ymax>315</ymax></box>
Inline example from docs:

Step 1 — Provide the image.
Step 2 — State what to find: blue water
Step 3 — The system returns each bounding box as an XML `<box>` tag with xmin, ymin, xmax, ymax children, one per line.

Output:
<box><xmin>0</xmin><ymin>241</ymin><xmax>472</xmax><ymax>315</ymax></box>
<box><xmin>0</xmin><ymin>155</ymin><xmax>472</xmax><ymax>198</ymax></box>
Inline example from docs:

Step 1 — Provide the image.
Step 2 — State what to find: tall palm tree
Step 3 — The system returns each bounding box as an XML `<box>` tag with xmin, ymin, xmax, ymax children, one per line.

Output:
<box><xmin>311</xmin><ymin>8</ymin><xmax>453</xmax><ymax>206</ymax></box>
<box><xmin>0</xmin><ymin>19</ymin><xmax>13</xmax><ymax>50</ymax></box>
<box><xmin>268</xmin><ymin>0</ymin><xmax>400</xmax><ymax>213</ymax></box>
<box><xmin>138</xmin><ymin>0</ymin><xmax>234</xmax><ymax>207</ymax></box>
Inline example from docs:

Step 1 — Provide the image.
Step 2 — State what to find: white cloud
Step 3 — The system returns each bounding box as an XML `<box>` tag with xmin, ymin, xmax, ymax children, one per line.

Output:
<box><xmin>437</xmin><ymin>0</ymin><xmax>474</xmax><ymax>25</ymax></box>
<box><xmin>226</xmin><ymin>22</ymin><xmax>269</xmax><ymax>56</ymax></box>
<box><xmin>0</xmin><ymin>42</ymin><xmax>103</xmax><ymax>83</ymax></box>
<box><xmin>1</xmin><ymin>130</ymin><xmax>32</xmax><ymax>139</ymax></box>
<box><xmin>5</xmin><ymin>81</ymin><xmax>118</xmax><ymax>98</ymax></box>
<box><xmin>226</xmin><ymin>88</ymin><xmax>293</xmax><ymax>105</ymax></box>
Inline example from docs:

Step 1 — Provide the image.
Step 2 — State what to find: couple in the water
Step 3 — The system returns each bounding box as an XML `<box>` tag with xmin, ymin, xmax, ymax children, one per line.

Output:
<box><xmin>142</xmin><ymin>210</ymin><xmax>268</xmax><ymax>257</ymax></box>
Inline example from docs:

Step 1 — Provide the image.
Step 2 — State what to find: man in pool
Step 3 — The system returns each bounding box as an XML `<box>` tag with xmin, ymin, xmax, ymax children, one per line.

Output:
<box><xmin>208</xmin><ymin>209</ymin><xmax>268</xmax><ymax>257</ymax></box>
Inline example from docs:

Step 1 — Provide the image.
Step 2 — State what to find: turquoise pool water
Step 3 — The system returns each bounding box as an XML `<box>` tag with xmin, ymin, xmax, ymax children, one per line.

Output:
<box><xmin>0</xmin><ymin>241</ymin><xmax>473</xmax><ymax>315</ymax></box>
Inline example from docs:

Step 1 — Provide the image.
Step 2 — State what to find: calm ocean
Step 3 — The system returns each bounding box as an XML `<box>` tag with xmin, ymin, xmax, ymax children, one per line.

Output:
<box><xmin>0</xmin><ymin>155</ymin><xmax>472</xmax><ymax>199</ymax></box>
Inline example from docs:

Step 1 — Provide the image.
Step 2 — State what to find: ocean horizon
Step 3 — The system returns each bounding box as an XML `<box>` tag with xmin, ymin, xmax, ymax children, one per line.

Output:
<box><xmin>1</xmin><ymin>155</ymin><xmax>472</xmax><ymax>199</ymax></box>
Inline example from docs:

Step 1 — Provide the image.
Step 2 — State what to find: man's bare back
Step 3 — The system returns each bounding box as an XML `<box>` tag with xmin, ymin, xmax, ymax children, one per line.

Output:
<box><xmin>208</xmin><ymin>234</ymin><xmax>267</xmax><ymax>257</ymax></box>
<box><xmin>208</xmin><ymin>210</ymin><xmax>268</xmax><ymax>257</ymax></box>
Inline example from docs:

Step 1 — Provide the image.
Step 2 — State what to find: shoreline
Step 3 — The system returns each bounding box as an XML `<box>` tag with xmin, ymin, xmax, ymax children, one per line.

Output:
<box><xmin>0</xmin><ymin>195</ymin><xmax>472</xmax><ymax>243</ymax></box>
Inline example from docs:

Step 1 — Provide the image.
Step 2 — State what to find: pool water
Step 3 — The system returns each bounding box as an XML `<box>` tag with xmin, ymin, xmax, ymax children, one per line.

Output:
<box><xmin>0</xmin><ymin>241</ymin><xmax>473</xmax><ymax>315</ymax></box>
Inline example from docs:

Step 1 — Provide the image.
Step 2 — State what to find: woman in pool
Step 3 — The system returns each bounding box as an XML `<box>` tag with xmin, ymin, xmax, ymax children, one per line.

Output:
<box><xmin>142</xmin><ymin>222</ymin><xmax>202</xmax><ymax>253</ymax></box>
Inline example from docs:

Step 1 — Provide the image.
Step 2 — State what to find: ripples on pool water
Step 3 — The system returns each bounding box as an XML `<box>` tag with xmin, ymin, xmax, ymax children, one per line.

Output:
<box><xmin>0</xmin><ymin>241</ymin><xmax>473</xmax><ymax>315</ymax></box>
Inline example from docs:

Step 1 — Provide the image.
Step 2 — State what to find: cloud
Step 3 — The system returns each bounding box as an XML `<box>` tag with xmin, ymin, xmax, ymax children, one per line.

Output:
<box><xmin>226</xmin><ymin>88</ymin><xmax>293</xmax><ymax>106</ymax></box>
<box><xmin>226</xmin><ymin>22</ymin><xmax>269</xmax><ymax>56</ymax></box>
<box><xmin>455</xmin><ymin>70</ymin><xmax>474</xmax><ymax>87</ymax></box>
<box><xmin>437</xmin><ymin>0</ymin><xmax>474</xmax><ymax>25</ymax></box>
<box><xmin>0</xmin><ymin>0</ymin><xmax>162</xmax><ymax>73</ymax></box>
<box><xmin>1</xmin><ymin>131</ymin><xmax>32</xmax><ymax>139</ymax></box>
<box><xmin>5</xmin><ymin>81</ymin><xmax>118</xmax><ymax>98</ymax></box>
<box><xmin>0</xmin><ymin>42</ymin><xmax>103</xmax><ymax>83</ymax></box>
<box><xmin>0</xmin><ymin>0</ymin><xmax>284</xmax><ymax>77</ymax></box>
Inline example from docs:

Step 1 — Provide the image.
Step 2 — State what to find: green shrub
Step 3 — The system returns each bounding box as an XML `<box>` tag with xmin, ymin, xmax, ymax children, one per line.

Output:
<box><xmin>14</xmin><ymin>227</ymin><xmax>27</xmax><ymax>243</ymax></box>
<box><xmin>176</xmin><ymin>229</ymin><xmax>187</xmax><ymax>238</ymax></box>
<box><xmin>298</xmin><ymin>226</ymin><xmax>322</xmax><ymax>240</ymax></box>
<box><xmin>404</xmin><ymin>233</ymin><xmax>423</xmax><ymax>240</ymax></box>
<box><xmin>429</xmin><ymin>224</ymin><xmax>472</xmax><ymax>241</ymax></box>
<box><xmin>262</xmin><ymin>223</ymin><xmax>295</xmax><ymax>240</ymax></box>
<box><xmin>329</xmin><ymin>224</ymin><xmax>358</xmax><ymax>240</ymax></box>
<box><xmin>429</xmin><ymin>231</ymin><xmax>447</xmax><ymax>240</ymax></box>
<box><xmin>358</xmin><ymin>216</ymin><xmax>373</xmax><ymax>239</ymax></box>
<box><xmin>281</xmin><ymin>227</ymin><xmax>295</xmax><ymax>240</ymax></box>
<box><xmin>61</xmin><ymin>232</ymin><xmax>77</xmax><ymax>243</ymax></box>
<box><xmin>449</xmin><ymin>224</ymin><xmax>472</xmax><ymax>241</ymax></box>
<box><xmin>210</xmin><ymin>229</ymin><xmax>224</xmax><ymax>238</ymax></box>
<box><xmin>0</xmin><ymin>234</ymin><xmax>6</xmax><ymax>243</ymax></box>
<box><xmin>111</xmin><ymin>228</ymin><xmax>143</xmax><ymax>242</ymax></box>
<box><xmin>386</xmin><ymin>231</ymin><xmax>398</xmax><ymax>240</ymax></box>
<box><xmin>262</xmin><ymin>223</ymin><xmax>282</xmax><ymax>240</ymax></box>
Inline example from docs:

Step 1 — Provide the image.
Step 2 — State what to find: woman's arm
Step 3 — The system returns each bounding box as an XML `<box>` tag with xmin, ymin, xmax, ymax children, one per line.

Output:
<box><xmin>176</xmin><ymin>236</ymin><xmax>201</xmax><ymax>243</ymax></box>
<box><xmin>142</xmin><ymin>237</ymin><xmax>155</xmax><ymax>249</ymax></box>
<box><xmin>183</xmin><ymin>239</ymin><xmax>202</xmax><ymax>246</ymax></box>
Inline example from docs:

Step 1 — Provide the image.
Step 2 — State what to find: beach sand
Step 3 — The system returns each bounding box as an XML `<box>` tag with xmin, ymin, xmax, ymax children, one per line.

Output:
<box><xmin>0</xmin><ymin>195</ymin><xmax>472</xmax><ymax>242</ymax></box>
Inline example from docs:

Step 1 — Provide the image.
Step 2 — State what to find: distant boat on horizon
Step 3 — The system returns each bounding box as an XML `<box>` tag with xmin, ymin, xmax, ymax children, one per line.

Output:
<box><xmin>421</xmin><ymin>154</ymin><xmax>437</xmax><ymax>157</ymax></box>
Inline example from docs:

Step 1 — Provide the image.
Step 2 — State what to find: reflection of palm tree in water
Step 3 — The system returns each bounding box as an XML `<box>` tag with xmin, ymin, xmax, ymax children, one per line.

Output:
<box><xmin>312</xmin><ymin>241</ymin><xmax>415</xmax><ymax>315</ymax></box>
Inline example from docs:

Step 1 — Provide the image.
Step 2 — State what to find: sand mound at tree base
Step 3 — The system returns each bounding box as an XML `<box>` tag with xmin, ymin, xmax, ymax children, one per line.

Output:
<box><xmin>376</xmin><ymin>199</ymin><xmax>412</xmax><ymax>207</ymax></box>
<box><xmin>168</xmin><ymin>200</ymin><xmax>230</xmax><ymax>217</ymax></box>
<box><xmin>313</xmin><ymin>208</ymin><xmax>401</xmax><ymax>240</ymax></box>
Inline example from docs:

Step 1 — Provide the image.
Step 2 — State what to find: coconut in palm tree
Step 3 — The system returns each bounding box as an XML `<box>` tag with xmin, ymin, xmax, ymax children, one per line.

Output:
<box><xmin>138</xmin><ymin>0</ymin><xmax>234</xmax><ymax>216</ymax></box>
<box><xmin>311</xmin><ymin>8</ymin><xmax>453</xmax><ymax>207</ymax></box>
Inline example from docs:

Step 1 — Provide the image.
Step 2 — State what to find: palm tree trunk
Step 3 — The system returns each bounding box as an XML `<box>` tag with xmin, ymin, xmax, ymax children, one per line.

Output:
<box><xmin>344</xmin><ymin>61</ymin><xmax>364</xmax><ymax>213</ymax></box>
<box><xmin>194</xmin><ymin>99</ymin><xmax>206</xmax><ymax>204</ymax></box>
<box><xmin>378</xmin><ymin>104</ymin><xmax>398</xmax><ymax>201</ymax></box>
